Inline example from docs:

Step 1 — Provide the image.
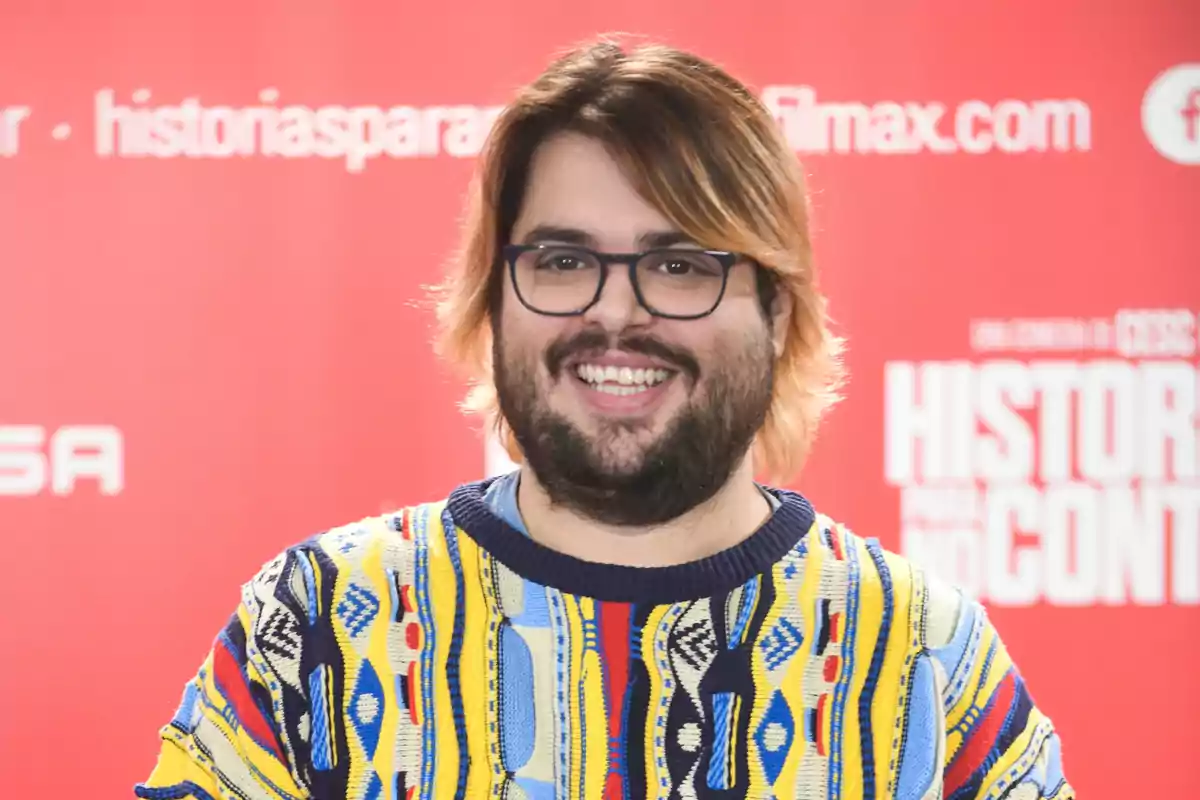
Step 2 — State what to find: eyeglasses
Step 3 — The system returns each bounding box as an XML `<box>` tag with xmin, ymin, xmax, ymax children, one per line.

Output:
<box><xmin>501</xmin><ymin>243</ymin><xmax>743</xmax><ymax>320</ymax></box>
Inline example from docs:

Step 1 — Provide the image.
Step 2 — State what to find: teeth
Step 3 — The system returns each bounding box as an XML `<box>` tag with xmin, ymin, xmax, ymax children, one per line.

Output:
<box><xmin>575</xmin><ymin>363</ymin><xmax>671</xmax><ymax>391</ymax></box>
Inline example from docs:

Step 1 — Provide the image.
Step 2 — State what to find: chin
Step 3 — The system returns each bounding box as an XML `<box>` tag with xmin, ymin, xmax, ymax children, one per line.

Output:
<box><xmin>586</xmin><ymin>429</ymin><xmax>669</xmax><ymax>475</ymax></box>
<box><xmin>588</xmin><ymin>448</ymin><xmax>650</xmax><ymax>478</ymax></box>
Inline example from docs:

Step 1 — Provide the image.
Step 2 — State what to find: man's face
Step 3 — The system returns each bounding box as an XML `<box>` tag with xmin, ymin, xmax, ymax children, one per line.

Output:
<box><xmin>494</xmin><ymin>132</ymin><xmax>779</xmax><ymax>526</ymax></box>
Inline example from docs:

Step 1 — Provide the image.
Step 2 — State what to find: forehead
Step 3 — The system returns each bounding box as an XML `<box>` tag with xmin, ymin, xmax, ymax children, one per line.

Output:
<box><xmin>511</xmin><ymin>132</ymin><xmax>682</xmax><ymax>249</ymax></box>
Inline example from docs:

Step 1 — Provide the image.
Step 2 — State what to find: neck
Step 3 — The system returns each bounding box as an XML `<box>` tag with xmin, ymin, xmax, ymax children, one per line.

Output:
<box><xmin>515</xmin><ymin>457</ymin><xmax>772</xmax><ymax>568</ymax></box>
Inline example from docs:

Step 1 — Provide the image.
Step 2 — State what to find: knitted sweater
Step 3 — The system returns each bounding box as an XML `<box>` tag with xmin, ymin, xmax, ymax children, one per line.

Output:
<box><xmin>136</xmin><ymin>476</ymin><xmax>1073</xmax><ymax>799</ymax></box>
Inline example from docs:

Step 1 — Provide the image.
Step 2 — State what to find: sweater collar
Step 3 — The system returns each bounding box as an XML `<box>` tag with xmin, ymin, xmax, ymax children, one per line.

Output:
<box><xmin>446</xmin><ymin>477</ymin><xmax>816</xmax><ymax>604</ymax></box>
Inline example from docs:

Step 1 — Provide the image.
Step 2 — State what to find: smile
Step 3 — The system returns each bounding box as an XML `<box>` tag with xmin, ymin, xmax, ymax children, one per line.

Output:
<box><xmin>574</xmin><ymin>363</ymin><xmax>674</xmax><ymax>395</ymax></box>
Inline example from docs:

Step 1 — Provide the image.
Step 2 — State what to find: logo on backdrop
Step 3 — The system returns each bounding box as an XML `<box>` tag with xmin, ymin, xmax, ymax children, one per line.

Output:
<box><xmin>0</xmin><ymin>425</ymin><xmax>124</xmax><ymax>497</ymax></box>
<box><xmin>762</xmin><ymin>87</ymin><xmax>1092</xmax><ymax>155</ymax></box>
<box><xmin>885</xmin><ymin>309</ymin><xmax>1199</xmax><ymax>608</ymax></box>
<box><xmin>1142</xmin><ymin>64</ymin><xmax>1200</xmax><ymax>165</ymax></box>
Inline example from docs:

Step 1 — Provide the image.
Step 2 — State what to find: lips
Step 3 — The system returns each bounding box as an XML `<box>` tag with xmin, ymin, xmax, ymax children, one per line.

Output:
<box><xmin>546</xmin><ymin>330</ymin><xmax>700</xmax><ymax>384</ymax></box>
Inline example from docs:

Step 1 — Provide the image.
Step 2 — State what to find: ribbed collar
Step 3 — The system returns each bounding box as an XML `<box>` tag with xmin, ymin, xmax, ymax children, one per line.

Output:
<box><xmin>446</xmin><ymin>477</ymin><xmax>815</xmax><ymax>604</ymax></box>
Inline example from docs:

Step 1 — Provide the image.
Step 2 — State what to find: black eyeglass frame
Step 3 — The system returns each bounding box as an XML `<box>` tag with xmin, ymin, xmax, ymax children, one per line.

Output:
<box><xmin>500</xmin><ymin>243</ymin><xmax>745</xmax><ymax>321</ymax></box>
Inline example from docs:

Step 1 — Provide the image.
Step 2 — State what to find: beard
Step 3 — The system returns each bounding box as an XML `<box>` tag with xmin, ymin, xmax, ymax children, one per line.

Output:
<box><xmin>494</xmin><ymin>325</ymin><xmax>774</xmax><ymax>527</ymax></box>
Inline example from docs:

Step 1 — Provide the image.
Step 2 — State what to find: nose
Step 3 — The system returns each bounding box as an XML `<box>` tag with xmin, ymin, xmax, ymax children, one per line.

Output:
<box><xmin>582</xmin><ymin>262</ymin><xmax>652</xmax><ymax>333</ymax></box>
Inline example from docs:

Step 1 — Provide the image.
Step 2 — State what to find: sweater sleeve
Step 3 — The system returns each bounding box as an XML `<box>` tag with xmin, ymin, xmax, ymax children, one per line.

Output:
<box><xmin>927</xmin><ymin>590</ymin><xmax>1075</xmax><ymax>800</ymax></box>
<box><xmin>134</xmin><ymin>551</ymin><xmax>310</xmax><ymax>800</ymax></box>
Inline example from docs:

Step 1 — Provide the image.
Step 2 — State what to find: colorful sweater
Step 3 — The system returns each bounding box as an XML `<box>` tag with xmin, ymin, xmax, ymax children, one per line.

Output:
<box><xmin>136</xmin><ymin>476</ymin><xmax>1073</xmax><ymax>799</ymax></box>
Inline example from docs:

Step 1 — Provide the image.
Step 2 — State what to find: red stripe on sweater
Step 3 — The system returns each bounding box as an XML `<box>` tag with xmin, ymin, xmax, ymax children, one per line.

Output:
<box><xmin>815</xmin><ymin>693</ymin><xmax>829</xmax><ymax>757</ymax></box>
<box><xmin>945</xmin><ymin>669</ymin><xmax>1018</xmax><ymax>793</ymax></box>
<box><xmin>212</xmin><ymin>637</ymin><xmax>285</xmax><ymax>762</ymax></box>
<box><xmin>599</xmin><ymin>602</ymin><xmax>632</xmax><ymax>800</ymax></box>
<box><xmin>830</xmin><ymin>528</ymin><xmax>846</xmax><ymax>560</ymax></box>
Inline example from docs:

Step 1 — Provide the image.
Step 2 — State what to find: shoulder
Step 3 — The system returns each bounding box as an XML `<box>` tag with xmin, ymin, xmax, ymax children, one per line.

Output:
<box><xmin>802</xmin><ymin>508</ymin><xmax>966</xmax><ymax>649</ymax></box>
<box><xmin>226</xmin><ymin>500</ymin><xmax>455</xmax><ymax>705</ymax></box>
<box><xmin>238</xmin><ymin>498</ymin><xmax>455</xmax><ymax>630</ymax></box>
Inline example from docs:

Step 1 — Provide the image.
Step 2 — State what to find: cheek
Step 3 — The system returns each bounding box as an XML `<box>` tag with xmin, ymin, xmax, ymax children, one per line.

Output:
<box><xmin>723</xmin><ymin>264</ymin><xmax>762</xmax><ymax>302</ymax></box>
<box><xmin>498</xmin><ymin>306</ymin><xmax>564</xmax><ymax>374</ymax></box>
<box><xmin>682</xmin><ymin>303</ymin><xmax>771</xmax><ymax>363</ymax></box>
<box><xmin>684</xmin><ymin>334</ymin><xmax>771</xmax><ymax>398</ymax></box>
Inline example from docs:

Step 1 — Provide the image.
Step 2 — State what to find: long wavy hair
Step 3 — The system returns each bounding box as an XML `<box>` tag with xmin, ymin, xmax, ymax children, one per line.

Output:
<box><xmin>431</xmin><ymin>37</ymin><xmax>845</xmax><ymax>484</ymax></box>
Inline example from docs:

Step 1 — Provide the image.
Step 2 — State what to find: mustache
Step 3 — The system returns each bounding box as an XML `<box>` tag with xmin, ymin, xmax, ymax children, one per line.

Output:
<box><xmin>545</xmin><ymin>328</ymin><xmax>701</xmax><ymax>380</ymax></box>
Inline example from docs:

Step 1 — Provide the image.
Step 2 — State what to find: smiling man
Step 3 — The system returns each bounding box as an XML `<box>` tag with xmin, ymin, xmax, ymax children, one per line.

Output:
<box><xmin>137</xmin><ymin>39</ymin><xmax>1074</xmax><ymax>800</ymax></box>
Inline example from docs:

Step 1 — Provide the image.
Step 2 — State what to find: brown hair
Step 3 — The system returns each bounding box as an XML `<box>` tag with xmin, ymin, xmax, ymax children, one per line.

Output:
<box><xmin>431</xmin><ymin>36</ymin><xmax>845</xmax><ymax>483</ymax></box>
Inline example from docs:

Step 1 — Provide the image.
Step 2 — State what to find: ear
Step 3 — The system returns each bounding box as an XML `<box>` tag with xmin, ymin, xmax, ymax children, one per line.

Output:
<box><xmin>769</xmin><ymin>289</ymin><xmax>792</xmax><ymax>359</ymax></box>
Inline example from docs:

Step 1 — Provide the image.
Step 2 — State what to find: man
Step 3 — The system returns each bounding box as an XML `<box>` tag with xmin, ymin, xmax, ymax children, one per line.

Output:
<box><xmin>137</xmin><ymin>39</ymin><xmax>1074</xmax><ymax>800</ymax></box>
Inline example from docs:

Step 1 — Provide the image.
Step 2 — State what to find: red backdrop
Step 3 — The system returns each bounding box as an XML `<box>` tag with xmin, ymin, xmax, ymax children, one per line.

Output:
<box><xmin>1</xmin><ymin>2</ymin><xmax>1197</xmax><ymax>797</ymax></box>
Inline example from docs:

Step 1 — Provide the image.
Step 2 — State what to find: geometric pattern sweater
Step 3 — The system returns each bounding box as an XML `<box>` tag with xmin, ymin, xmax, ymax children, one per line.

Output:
<box><xmin>135</xmin><ymin>476</ymin><xmax>1074</xmax><ymax>800</ymax></box>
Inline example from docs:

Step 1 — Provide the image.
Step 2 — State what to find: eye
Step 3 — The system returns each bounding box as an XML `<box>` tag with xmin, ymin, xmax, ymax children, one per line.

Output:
<box><xmin>646</xmin><ymin>251</ymin><xmax>723</xmax><ymax>278</ymax></box>
<box><xmin>533</xmin><ymin>248</ymin><xmax>592</xmax><ymax>272</ymax></box>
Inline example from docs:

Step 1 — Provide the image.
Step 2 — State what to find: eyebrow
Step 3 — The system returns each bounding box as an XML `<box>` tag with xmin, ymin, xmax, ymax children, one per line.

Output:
<box><xmin>519</xmin><ymin>225</ymin><xmax>698</xmax><ymax>250</ymax></box>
